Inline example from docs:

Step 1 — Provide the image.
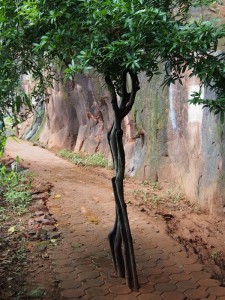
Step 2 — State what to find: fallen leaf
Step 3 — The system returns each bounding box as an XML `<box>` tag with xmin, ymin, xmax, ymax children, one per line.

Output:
<box><xmin>53</xmin><ymin>194</ymin><xmax>61</xmax><ymax>199</ymax></box>
<box><xmin>8</xmin><ymin>226</ymin><xmax>16</xmax><ymax>234</ymax></box>
<box><xmin>88</xmin><ymin>216</ymin><xmax>99</xmax><ymax>225</ymax></box>
<box><xmin>50</xmin><ymin>239</ymin><xmax>58</xmax><ymax>244</ymax></box>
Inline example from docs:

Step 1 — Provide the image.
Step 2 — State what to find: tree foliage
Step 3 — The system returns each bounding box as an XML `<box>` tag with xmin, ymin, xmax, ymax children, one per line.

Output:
<box><xmin>0</xmin><ymin>1</ymin><xmax>53</xmax><ymax>124</ymax></box>
<box><xmin>1</xmin><ymin>0</ymin><xmax>225</xmax><ymax>115</ymax></box>
<box><xmin>1</xmin><ymin>0</ymin><xmax>225</xmax><ymax>291</ymax></box>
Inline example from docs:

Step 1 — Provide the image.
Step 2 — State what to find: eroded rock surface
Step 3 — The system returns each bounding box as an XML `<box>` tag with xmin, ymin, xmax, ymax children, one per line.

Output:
<box><xmin>19</xmin><ymin>71</ymin><xmax>225</xmax><ymax>214</ymax></box>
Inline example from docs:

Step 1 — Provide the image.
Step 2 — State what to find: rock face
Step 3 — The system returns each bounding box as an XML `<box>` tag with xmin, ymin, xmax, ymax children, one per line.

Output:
<box><xmin>39</xmin><ymin>74</ymin><xmax>113</xmax><ymax>155</ymax></box>
<box><xmin>20</xmin><ymin>71</ymin><xmax>225</xmax><ymax>215</ymax></box>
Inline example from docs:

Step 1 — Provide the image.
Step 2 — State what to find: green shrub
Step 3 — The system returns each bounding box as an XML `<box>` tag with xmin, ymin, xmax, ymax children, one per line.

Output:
<box><xmin>0</xmin><ymin>171</ymin><xmax>32</xmax><ymax>215</ymax></box>
<box><xmin>5</xmin><ymin>176</ymin><xmax>32</xmax><ymax>215</ymax></box>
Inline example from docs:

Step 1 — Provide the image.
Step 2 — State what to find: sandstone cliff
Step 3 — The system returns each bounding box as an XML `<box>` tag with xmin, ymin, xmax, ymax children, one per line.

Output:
<box><xmin>19</xmin><ymin>71</ymin><xmax>225</xmax><ymax>215</ymax></box>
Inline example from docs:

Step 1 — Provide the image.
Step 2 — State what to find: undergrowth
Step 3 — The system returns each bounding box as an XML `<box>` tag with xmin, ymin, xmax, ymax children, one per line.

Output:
<box><xmin>57</xmin><ymin>149</ymin><xmax>113</xmax><ymax>168</ymax></box>
<box><xmin>0</xmin><ymin>130</ymin><xmax>33</xmax><ymax>298</ymax></box>
<box><xmin>131</xmin><ymin>180</ymin><xmax>188</xmax><ymax>209</ymax></box>
<box><xmin>0</xmin><ymin>133</ymin><xmax>32</xmax><ymax>217</ymax></box>
<box><xmin>0</xmin><ymin>165</ymin><xmax>32</xmax><ymax>217</ymax></box>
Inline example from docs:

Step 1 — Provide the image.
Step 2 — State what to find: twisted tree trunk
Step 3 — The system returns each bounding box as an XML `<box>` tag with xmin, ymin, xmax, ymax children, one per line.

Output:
<box><xmin>105</xmin><ymin>70</ymin><xmax>140</xmax><ymax>291</ymax></box>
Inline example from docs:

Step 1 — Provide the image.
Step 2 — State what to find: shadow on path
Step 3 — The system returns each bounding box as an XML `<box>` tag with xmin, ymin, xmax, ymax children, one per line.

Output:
<box><xmin>6</xmin><ymin>138</ymin><xmax>225</xmax><ymax>299</ymax></box>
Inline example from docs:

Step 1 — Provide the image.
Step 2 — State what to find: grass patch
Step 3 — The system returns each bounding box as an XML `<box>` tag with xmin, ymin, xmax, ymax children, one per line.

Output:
<box><xmin>132</xmin><ymin>188</ymin><xmax>164</xmax><ymax>206</ymax></box>
<box><xmin>130</xmin><ymin>181</ymin><xmax>203</xmax><ymax>213</ymax></box>
<box><xmin>57</xmin><ymin>149</ymin><xmax>113</xmax><ymax>168</ymax></box>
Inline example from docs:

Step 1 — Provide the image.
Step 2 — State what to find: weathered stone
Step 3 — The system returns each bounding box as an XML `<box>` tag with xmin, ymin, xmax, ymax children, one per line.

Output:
<box><xmin>47</xmin><ymin>232</ymin><xmax>61</xmax><ymax>240</ymax></box>
<box><xmin>32</xmin><ymin>192</ymin><xmax>49</xmax><ymax>201</ymax></box>
<box><xmin>36</xmin><ymin>242</ymin><xmax>48</xmax><ymax>252</ymax></box>
<box><xmin>20</xmin><ymin>72</ymin><xmax>225</xmax><ymax>212</ymax></box>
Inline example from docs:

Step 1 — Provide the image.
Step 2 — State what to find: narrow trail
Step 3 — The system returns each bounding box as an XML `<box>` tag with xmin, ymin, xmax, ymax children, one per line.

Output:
<box><xmin>6</xmin><ymin>138</ymin><xmax>225</xmax><ymax>300</ymax></box>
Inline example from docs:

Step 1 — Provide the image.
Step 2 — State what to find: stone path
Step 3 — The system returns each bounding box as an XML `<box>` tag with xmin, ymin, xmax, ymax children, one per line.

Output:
<box><xmin>6</xmin><ymin>138</ymin><xmax>225</xmax><ymax>300</ymax></box>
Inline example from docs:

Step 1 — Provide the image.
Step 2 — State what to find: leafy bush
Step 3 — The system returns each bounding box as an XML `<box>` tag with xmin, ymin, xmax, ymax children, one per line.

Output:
<box><xmin>5</xmin><ymin>175</ymin><xmax>32</xmax><ymax>215</ymax></box>
<box><xmin>0</xmin><ymin>166</ymin><xmax>32</xmax><ymax>215</ymax></box>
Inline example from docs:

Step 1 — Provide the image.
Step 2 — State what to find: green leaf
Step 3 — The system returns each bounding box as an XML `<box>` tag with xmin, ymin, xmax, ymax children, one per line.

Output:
<box><xmin>27</xmin><ymin>288</ymin><xmax>45</xmax><ymax>298</ymax></box>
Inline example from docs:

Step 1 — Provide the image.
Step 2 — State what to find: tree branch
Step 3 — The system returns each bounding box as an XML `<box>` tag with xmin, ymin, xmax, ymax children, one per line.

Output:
<box><xmin>122</xmin><ymin>70</ymin><xmax>140</xmax><ymax>118</ymax></box>
<box><xmin>120</xmin><ymin>69</ymin><xmax>130</xmax><ymax>110</ymax></box>
<box><xmin>105</xmin><ymin>75</ymin><xmax>119</xmax><ymax>113</ymax></box>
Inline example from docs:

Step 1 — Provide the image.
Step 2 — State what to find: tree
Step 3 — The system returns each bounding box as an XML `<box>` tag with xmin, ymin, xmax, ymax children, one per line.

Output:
<box><xmin>1</xmin><ymin>0</ymin><xmax>225</xmax><ymax>291</ymax></box>
<box><xmin>0</xmin><ymin>1</ymin><xmax>54</xmax><ymax>125</ymax></box>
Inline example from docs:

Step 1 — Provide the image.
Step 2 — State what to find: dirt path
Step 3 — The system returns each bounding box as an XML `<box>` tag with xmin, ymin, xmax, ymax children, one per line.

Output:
<box><xmin>5</xmin><ymin>138</ymin><xmax>225</xmax><ymax>300</ymax></box>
